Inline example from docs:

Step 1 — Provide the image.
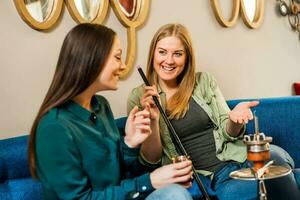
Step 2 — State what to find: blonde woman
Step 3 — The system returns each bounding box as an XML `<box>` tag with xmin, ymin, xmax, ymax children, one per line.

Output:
<box><xmin>127</xmin><ymin>23</ymin><xmax>298</xmax><ymax>199</ymax></box>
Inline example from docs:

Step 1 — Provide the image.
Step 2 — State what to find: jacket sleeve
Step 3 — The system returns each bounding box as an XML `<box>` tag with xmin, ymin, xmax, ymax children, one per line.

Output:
<box><xmin>36</xmin><ymin>123</ymin><xmax>154</xmax><ymax>200</ymax></box>
<box><xmin>127</xmin><ymin>86</ymin><xmax>144</xmax><ymax>114</ymax></box>
<box><xmin>203</xmin><ymin>72</ymin><xmax>245</xmax><ymax>141</ymax></box>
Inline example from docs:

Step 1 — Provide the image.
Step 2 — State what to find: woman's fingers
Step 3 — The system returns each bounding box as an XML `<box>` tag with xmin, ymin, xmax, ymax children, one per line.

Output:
<box><xmin>248</xmin><ymin>100</ymin><xmax>259</xmax><ymax>108</ymax></box>
<box><xmin>172</xmin><ymin>172</ymin><xmax>193</xmax><ymax>184</ymax></box>
<box><xmin>134</xmin><ymin>118</ymin><xmax>151</xmax><ymax>126</ymax></box>
<box><xmin>248</xmin><ymin>110</ymin><xmax>254</xmax><ymax>120</ymax></box>
<box><xmin>141</xmin><ymin>85</ymin><xmax>160</xmax><ymax>108</ymax></box>
<box><xmin>171</xmin><ymin>162</ymin><xmax>193</xmax><ymax>187</ymax></box>
<box><xmin>128</xmin><ymin>106</ymin><xmax>139</xmax><ymax>122</ymax></box>
<box><xmin>230</xmin><ymin>100</ymin><xmax>260</xmax><ymax>124</ymax></box>
<box><xmin>172</xmin><ymin>160</ymin><xmax>192</xmax><ymax>169</ymax></box>
<box><xmin>144</xmin><ymin>86</ymin><xmax>159</xmax><ymax>97</ymax></box>
<box><xmin>173</xmin><ymin>165</ymin><xmax>193</xmax><ymax>177</ymax></box>
<box><xmin>150</xmin><ymin>160</ymin><xmax>193</xmax><ymax>189</ymax></box>
<box><xmin>134</xmin><ymin>109</ymin><xmax>150</xmax><ymax>119</ymax></box>
<box><xmin>141</xmin><ymin>95</ymin><xmax>156</xmax><ymax>108</ymax></box>
<box><xmin>135</xmin><ymin>124</ymin><xmax>151</xmax><ymax>133</ymax></box>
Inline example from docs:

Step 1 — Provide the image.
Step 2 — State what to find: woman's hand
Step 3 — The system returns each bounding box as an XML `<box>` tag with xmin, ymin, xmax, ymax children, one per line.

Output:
<box><xmin>140</xmin><ymin>86</ymin><xmax>160</xmax><ymax>121</ymax></box>
<box><xmin>150</xmin><ymin>160</ymin><xmax>193</xmax><ymax>189</ymax></box>
<box><xmin>124</xmin><ymin>106</ymin><xmax>152</xmax><ymax>148</ymax></box>
<box><xmin>227</xmin><ymin>101</ymin><xmax>259</xmax><ymax>136</ymax></box>
<box><xmin>229</xmin><ymin>101</ymin><xmax>259</xmax><ymax>124</ymax></box>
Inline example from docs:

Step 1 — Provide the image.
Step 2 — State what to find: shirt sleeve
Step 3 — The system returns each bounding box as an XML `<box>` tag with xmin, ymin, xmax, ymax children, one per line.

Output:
<box><xmin>36</xmin><ymin>123</ymin><xmax>154</xmax><ymax>200</ymax></box>
<box><xmin>119</xmin><ymin>136</ymin><xmax>158</xmax><ymax>175</ymax></box>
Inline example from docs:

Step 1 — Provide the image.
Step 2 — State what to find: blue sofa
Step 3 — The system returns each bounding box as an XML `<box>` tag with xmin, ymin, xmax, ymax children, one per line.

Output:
<box><xmin>1</xmin><ymin>96</ymin><xmax>300</xmax><ymax>199</ymax></box>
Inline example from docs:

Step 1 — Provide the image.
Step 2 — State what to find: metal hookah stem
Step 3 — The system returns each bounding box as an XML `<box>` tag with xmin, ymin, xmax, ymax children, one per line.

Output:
<box><xmin>259</xmin><ymin>180</ymin><xmax>267</xmax><ymax>200</ymax></box>
<box><xmin>254</xmin><ymin>112</ymin><xmax>260</xmax><ymax>140</ymax></box>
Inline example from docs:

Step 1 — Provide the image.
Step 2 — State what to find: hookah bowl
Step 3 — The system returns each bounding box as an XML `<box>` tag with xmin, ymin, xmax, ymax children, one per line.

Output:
<box><xmin>244</xmin><ymin>133</ymin><xmax>272</xmax><ymax>173</ymax></box>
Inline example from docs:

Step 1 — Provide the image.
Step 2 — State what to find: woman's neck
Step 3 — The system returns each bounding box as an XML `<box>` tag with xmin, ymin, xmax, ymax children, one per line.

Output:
<box><xmin>159</xmin><ymin>79</ymin><xmax>178</xmax><ymax>100</ymax></box>
<box><xmin>73</xmin><ymin>89</ymin><xmax>94</xmax><ymax>111</ymax></box>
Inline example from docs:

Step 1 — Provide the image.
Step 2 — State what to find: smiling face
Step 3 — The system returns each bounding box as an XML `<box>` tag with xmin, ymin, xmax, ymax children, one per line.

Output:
<box><xmin>97</xmin><ymin>36</ymin><xmax>125</xmax><ymax>91</ymax></box>
<box><xmin>153</xmin><ymin>36</ymin><xmax>186</xmax><ymax>87</ymax></box>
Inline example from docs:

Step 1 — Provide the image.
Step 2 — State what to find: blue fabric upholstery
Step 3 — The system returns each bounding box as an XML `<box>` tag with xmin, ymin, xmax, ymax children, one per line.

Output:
<box><xmin>0</xmin><ymin>96</ymin><xmax>299</xmax><ymax>199</ymax></box>
<box><xmin>0</xmin><ymin>136</ymin><xmax>43</xmax><ymax>200</ymax></box>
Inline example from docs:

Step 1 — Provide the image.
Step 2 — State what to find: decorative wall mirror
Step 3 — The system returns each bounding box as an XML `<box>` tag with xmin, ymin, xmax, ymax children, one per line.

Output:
<box><xmin>65</xmin><ymin>0</ymin><xmax>109</xmax><ymax>24</ymax></box>
<box><xmin>13</xmin><ymin>0</ymin><xmax>64</xmax><ymax>30</ymax></box>
<box><xmin>110</xmin><ymin>0</ymin><xmax>150</xmax><ymax>78</ymax></box>
<box><xmin>240</xmin><ymin>0</ymin><xmax>264</xmax><ymax>28</ymax></box>
<box><xmin>210</xmin><ymin>0</ymin><xmax>240</xmax><ymax>27</ymax></box>
<box><xmin>276</xmin><ymin>0</ymin><xmax>300</xmax><ymax>41</ymax></box>
<box><xmin>210</xmin><ymin>0</ymin><xmax>265</xmax><ymax>29</ymax></box>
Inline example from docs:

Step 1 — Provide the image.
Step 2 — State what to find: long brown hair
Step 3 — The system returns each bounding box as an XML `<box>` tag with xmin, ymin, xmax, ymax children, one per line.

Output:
<box><xmin>146</xmin><ymin>23</ymin><xmax>196</xmax><ymax>119</ymax></box>
<box><xmin>29</xmin><ymin>23</ymin><xmax>116</xmax><ymax>178</ymax></box>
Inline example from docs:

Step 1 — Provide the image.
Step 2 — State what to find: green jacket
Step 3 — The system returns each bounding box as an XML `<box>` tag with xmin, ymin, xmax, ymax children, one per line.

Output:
<box><xmin>36</xmin><ymin>95</ymin><xmax>153</xmax><ymax>200</ymax></box>
<box><xmin>127</xmin><ymin>72</ymin><xmax>246</xmax><ymax>176</ymax></box>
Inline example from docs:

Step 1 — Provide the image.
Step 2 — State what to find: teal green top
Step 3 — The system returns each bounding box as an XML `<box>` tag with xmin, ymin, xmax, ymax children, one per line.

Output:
<box><xmin>127</xmin><ymin>72</ymin><xmax>246</xmax><ymax>176</ymax></box>
<box><xmin>36</xmin><ymin>95</ymin><xmax>153</xmax><ymax>200</ymax></box>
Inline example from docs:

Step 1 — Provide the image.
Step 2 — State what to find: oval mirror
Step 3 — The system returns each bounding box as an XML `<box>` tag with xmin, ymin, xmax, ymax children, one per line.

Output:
<box><xmin>13</xmin><ymin>0</ymin><xmax>63</xmax><ymax>30</ymax></box>
<box><xmin>110</xmin><ymin>0</ymin><xmax>149</xmax><ymax>27</ymax></box>
<box><xmin>25</xmin><ymin>0</ymin><xmax>54</xmax><ymax>22</ymax></box>
<box><xmin>65</xmin><ymin>0</ymin><xmax>109</xmax><ymax>24</ymax></box>
<box><xmin>210</xmin><ymin>0</ymin><xmax>240</xmax><ymax>27</ymax></box>
<box><xmin>242</xmin><ymin>0</ymin><xmax>256</xmax><ymax>21</ymax></box>
<box><xmin>241</xmin><ymin>0</ymin><xmax>265</xmax><ymax>29</ymax></box>
<box><xmin>117</xmin><ymin>0</ymin><xmax>140</xmax><ymax>21</ymax></box>
<box><xmin>211</xmin><ymin>0</ymin><xmax>264</xmax><ymax>29</ymax></box>
<box><xmin>110</xmin><ymin>0</ymin><xmax>150</xmax><ymax>78</ymax></box>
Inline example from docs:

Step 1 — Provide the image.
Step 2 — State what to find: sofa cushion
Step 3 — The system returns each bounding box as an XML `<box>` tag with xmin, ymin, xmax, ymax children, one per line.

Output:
<box><xmin>115</xmin><ymin>116</ymin><xmax>127</xmax><ymax>136</ymax></box>
<box><xmin>0</xmin><ymin>178</ymin><xmax>43</xmax><ymax>200</ymax></box>
<box><xmin>0</xmin><ymin>180</ymin><xmax>10</xmax><ymax>200</ymax></box>
<box><xmin>0</xmin><ymin>157</ymin><xmax>5</xmax><ymax>182</ymax></box>
<box><xmin>0</xmin><ymin>135</ymin><xmax>31</xmax><ymax>180</ymax></box>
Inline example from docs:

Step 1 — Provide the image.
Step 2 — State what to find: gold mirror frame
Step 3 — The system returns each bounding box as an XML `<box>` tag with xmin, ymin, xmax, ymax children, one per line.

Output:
<box><xmin>110</xmin><ymin>0</ymin><xmax>150</xmax><ymax>78</ymax></box>
<box><xmin>210</xmin><ymin>0</ymin><xmax>264</xmax><ymax>29</ymax></box>
<box><xmin>13</xmin><ymin>0</ymin><xmax>64</xmax><ymax>30</ymax></box>
<box><xmin>210</xmin><ymin>0</ymin><xmax>240</xmax><ymax>27</ymax></box>
<box><xmin>240</xmin><ymin>0</ymin><xmax>264</xmax><ymax>29</ymax></box>
<box><xmin>65</xmin><ymin>0</ymin><xmax>109</xmax><ymax>24</ymax></box>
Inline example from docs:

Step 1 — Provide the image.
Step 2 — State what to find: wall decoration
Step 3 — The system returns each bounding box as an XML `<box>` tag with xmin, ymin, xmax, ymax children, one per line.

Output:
<box><xmin>210</xmin><ymin>0</ymin><xmax>265</xmax><ymax>29</ymax></box>
<box><xmin>118</xmin><ymin>0</ymin><xmax>137</xmax><ymax>20</ymax></box>
<box><xmin>65</xmin><ymin>0</ymin><xmax>109</xmax><ymax>24</ymax></box>
<box><xmin>13</xmin><ymin>0</ymin><xmax>150</xmax><ymax>78</ymax></box>
<box><xmin>110</xmin><ymin>0</ymin><xmax>149</xmax><ymax>78</ymax></box>
<box><xmin>13</xmin><ymin>0</ymin><xmax>64</xmax><ymax>30</ymax></box>
<box><xmin>277</xmin><ymin>0</ymin><xmax>300</xmax><ymax>41</ymax></box>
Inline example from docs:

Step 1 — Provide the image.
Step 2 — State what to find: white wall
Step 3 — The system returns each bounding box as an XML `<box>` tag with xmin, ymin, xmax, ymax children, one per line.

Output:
<box><xmin>1</xmin><ymin>1</ymin><xmax>299</xmax><ymax>139</ymax></box>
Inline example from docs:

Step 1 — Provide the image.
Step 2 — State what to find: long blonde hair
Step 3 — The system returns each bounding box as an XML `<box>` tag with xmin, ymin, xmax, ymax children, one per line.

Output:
<box><xmin>146</xmin><ymin>23</ymin><xmax>196</xmax><ymax>119</ymax></box>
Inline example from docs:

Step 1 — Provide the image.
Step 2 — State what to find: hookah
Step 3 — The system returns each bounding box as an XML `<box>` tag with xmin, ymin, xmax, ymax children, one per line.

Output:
<box><xmin>230</xmin><ymin>113</ymin><xmax>292</xmax><ymax>200</ymax></box>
